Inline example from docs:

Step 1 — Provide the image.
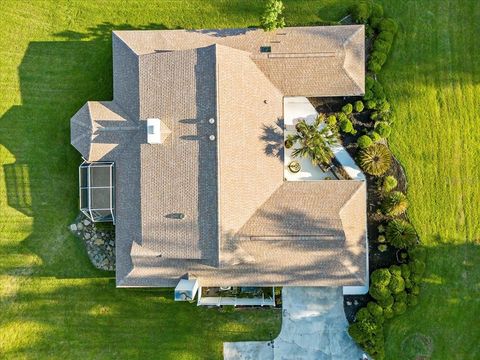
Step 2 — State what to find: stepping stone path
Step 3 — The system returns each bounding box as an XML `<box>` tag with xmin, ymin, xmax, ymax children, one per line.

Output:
<box><xmin>69</xmin><ymin>214</ymin><xmax>115</xmax><ymax>271</ymax></box>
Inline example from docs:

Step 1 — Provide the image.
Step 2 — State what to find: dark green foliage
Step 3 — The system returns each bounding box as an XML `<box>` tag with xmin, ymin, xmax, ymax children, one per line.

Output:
<box><xmin>370</xmin><ymin>284</ymin><xmax>390</xmax><ymax>301</ymax></box>
<box><xmin>400</xmin><ymin>263</ymin><xmax>411</xmax><ymax>279</ymax></box>
<box><xmin>368</xmin><ymin>59</ymin><xmax>382</xmax><ymax>73</ymax></box>
<box><xmin>407</xmin><ymin>294</ymin><xmax>418</xmax><ymax>307</ymax></box>
<box><xmin>348</xmin><ymin>322</ymin><xmax>367</xmax><ymax>343</ymax></box>
<box><xmin>260</xmin><ymin>0</ymin><xmax>285</xmax><ymax>31</ymax></box>
<box><xmin>371</xmin><ymin>2</ymin><xmax>384</xmax><ymax>19</ymax></box>
<box><xmin>373</xmin><ymin>39</ymin><xmax>392</xmax><ymax>53</ymax></box>
<box><xmin>371</xmin><ymin>81</ymin><xmax>386</xmax><ymax>100</ymax></box>
<box><xmin>392</xmin><ymin>301</ymin><xmax>407</xmax><ymax>315</ymax></box>
<box><xmin>366</xmin><ymin>99</ymin><xmax>377</xmax><ymax>109</ymax></box>
<box><xmin>342</xmin><ymin>103</ymin><xmax>353</xmax><ymax>115</ymax></box>
<box><xmin>377</xmin><ymin>99</ymin><xmax>391</xmax><ymax>113</ymax></box>
<box><xmin>409</xmin><ymin>259</ymin><xmax>426</xmax><ymax>277</ymax></box>
<box><xmin>371</xmin><ymin>51</ymin><xmax>388</xmax><ymax>66</ymax></box>
<box><xmin>356</xmin><ymin>307</ymin><xmax>372</xmax><ymax>321</ymax></box>
<box><xmin>383</xmin><ymin>307</ymin><xmax>394</xmax><ymax>319</ymax></box>
<box><xmin>382</xmin><ymin>191</ymin><xmax>408</xmax><ymax>216</ymax></box>
<box><xmin>388</xmin><ymin>275</ymin><xmax>405</xmax><ymax>294</ymax></box>
<box><xmin>354</xmin><ymin>100</ymin><xmax>365</xmax><ymax>112</ymax></box>
<box><xmin>409</xmin><ymin>246</ymin><xmax>427</xmax><ymax>262</ymax></box>
<box><xmin>395</xmin><ymin>291</ymin><xmax>408</xmax><ymax>303</ymax></box>
<box><xmin>357</xmin><ymin>135</ymin><xmax>373</xmax><ymax>149</ymax></box>
<box><xmin>351</xmin><ymin>0</ymin><xmax>371</xmax><ymax>23</ymax></box>
<box><xmin>379</xmin><ymin>18</ymin><xmax>399</xmax><ymax>34</ymax></box>
<box><xmin>371</xmin><ymin>268</ymin><xmax>391</xmax><ymax>287</ymax></box>
<box><xmin>389</xmin><ymin>265</ymin><xmax>402</xmax><ymax>277</ymax></box>
<box><xmin>367</xmin><ymin>302</ymin><xmax>384</xmax><ymax>319</ymax></box>
<box><xmin>366</xmin><ymin>75</ymin><xmax>375</xmax><ymax>89</ymax></box>
<box><xmin>411</xmin><ymin>285</ymin><xmax>420</xmax><ymax>296</ymax></box>
<box><xmin>378</xmin><ymin>294</ymin><xmax>394</xmax><ymax>308</ymax></box>
<box><xmin>386</xmin><ymin>220</ymin><xmax>418</xmax><ymax>249</ymax></box>
<box><xmin>377</xmin><ymin>31</ymin><xmax>394</xmax><ymax>43</ymax></box>
<box><xmin>375</xmin><ymin>121</ymin><xmax>392</xmax><ymax>138</ymax></box>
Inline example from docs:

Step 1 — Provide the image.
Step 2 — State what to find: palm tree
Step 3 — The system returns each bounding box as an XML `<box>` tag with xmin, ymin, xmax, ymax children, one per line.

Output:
<box><xmin>381</xmin><ymin>191</ymin><xmax>408</xmax><ymax>216</ymax></box>
<box><xmin>358</xmin><ymin>143</ymin><xmax>392</xmax><ymax>176</ymax></box>
<box><xmin>386</xmin><ymin>219</ymin><xmax>417</xmax><ymax>249</ymax></box>
<box><xmin>289</xmin><ymin>116</ymin><xmax>337</xmax><ymax>166</ymax></box>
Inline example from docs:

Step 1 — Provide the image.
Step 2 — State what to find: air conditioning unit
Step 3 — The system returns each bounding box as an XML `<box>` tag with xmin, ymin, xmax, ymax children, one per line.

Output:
<box><xmin>147</xmin><ymin>118</ymin><xmax>161</xmax><ymax>144</ymax></box>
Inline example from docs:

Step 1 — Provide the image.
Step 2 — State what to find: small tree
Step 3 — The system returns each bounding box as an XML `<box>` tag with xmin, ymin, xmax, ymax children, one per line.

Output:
<box><xmin>260</xmin><ymin>0</ymin><xmax>285</xmax><ymax>31</ymax></box>
<box><xmin>290</xmin><ymin>117</ymin><xmax>337</xmax><ymax>166</ymax></box>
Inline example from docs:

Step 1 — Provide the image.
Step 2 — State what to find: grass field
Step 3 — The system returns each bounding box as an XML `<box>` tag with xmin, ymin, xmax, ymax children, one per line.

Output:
<box><xmin>0</xmin><ymin>0</ymin><xmax>479</xmax><ymax>359</ymax></box>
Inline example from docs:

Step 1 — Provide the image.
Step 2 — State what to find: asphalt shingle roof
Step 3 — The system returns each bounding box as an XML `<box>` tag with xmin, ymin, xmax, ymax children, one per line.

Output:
<box><xmin>70</xmin><ymin>26</ymin><xmax>367</xmax><ymax>287</ymax></box>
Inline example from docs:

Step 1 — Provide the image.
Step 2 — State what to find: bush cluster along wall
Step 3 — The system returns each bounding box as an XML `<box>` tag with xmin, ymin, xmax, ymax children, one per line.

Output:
<box><xmin>347</xmin><ymin>2</ymin><xmax>427</xmax><ymax>360</ymax></box>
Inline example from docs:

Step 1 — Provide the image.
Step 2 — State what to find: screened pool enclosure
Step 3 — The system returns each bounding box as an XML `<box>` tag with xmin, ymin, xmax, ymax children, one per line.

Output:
<box><xmin>79</xmin><ymin>161</ymin><xmax>115</xmax><ymax>223</ymax></box>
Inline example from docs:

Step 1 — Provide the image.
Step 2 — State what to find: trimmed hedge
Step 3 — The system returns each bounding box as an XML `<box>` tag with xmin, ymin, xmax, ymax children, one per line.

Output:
<box><xmin>354</xmin><ymin>100</ymin><xmax>365</xmax><ymax>112</ymax></box>
<box><xmin>342</xmin><ymin>103</ymin><xmax>353</xmax><ymax>115</ymax></box>
<box><xmin>357</xmin><ymin>135</ymin><xmax>373</xmax><ymax>149</ymax></box>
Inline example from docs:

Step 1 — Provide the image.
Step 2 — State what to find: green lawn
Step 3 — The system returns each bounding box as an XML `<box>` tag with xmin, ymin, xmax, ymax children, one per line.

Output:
<box><xmin>0</xmin><ymin>0</ymin><xmax>479</xmax><ymax>359</ymax></box>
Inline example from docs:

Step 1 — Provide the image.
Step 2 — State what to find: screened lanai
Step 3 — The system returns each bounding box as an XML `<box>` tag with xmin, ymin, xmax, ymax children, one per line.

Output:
<box><xmin>79</xmin><ymin>161</ymin><xmax>115</xmax><ymax>223</ymax></box>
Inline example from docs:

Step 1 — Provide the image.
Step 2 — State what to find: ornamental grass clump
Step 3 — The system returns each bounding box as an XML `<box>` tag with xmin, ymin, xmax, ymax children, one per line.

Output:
<box><xmin>386</xmin><ymin>219</ymin><xmax>417</xmax><ymax>249</ymax></box>
<box><xmin>381</xmin><ymin>191</ymin><xmax>408</xmax><ymax>216</ymax></box>
<box><xmin>358</xmin><ymin>143</ymin><xmax>392</xmax><ymax>176</ymax></box>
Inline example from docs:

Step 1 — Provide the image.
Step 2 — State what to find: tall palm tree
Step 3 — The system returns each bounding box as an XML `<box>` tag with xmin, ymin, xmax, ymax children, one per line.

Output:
<box><xmin>289</xmin><ymin>116</ymin><xmax>337</xmax><ymax>166</ymax></box>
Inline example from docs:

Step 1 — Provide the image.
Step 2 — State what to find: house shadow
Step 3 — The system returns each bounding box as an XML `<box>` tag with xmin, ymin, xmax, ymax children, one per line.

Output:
<box><xmin>0</xmin><ymin>22</ymin><xmax>169</xmax><ymax>279</ymax></box>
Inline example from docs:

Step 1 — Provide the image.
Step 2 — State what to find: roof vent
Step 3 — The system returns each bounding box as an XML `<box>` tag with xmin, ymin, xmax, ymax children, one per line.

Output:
<box><xmin>209</xmin><ymin>135</ymin><xmax>216</xmax><ymax>141</ymax></box>
<box><xmin>147</xmin><ymin>118</ymin><xmax>171</xmax><ymax>144</ymax></box>
<box><xmin>208</xmin><ymin>118</ymin><xmax>215</xmax><ymax>124</ymax></box>
<box><xmin>260</xmin><ymin>46</ymin><xmax>271</xmax><ymax>53</ymax></box>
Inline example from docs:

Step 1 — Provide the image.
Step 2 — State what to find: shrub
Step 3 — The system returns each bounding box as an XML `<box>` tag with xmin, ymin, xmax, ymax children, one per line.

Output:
<box><xmin>389</xmin><ymin>275</ymin><xmax>405</xmax><ymax>294</ymax></box>
<box><xmin>377</xmin><ymin>100</ymin><xmax>391</xmax><ymax>113</ymax></box>
<box><xmin>326</xmin><ymin>115</ymin><xmax>337</xmax><ymax>127</ymax></box>
<box><xmin>379</xmin><ymin>18</ymin><xmax>399</xmax><ymax>34</ymax></box>
<box><xmin>400</xmin><ymin>263</ymin><xmax>411</xmax><ymax>279</ymax></box>
<box><xmin>378</xmin><ymin>224</ymin><xmax>386</xmax><ymax>233</ymax></box>
<box><xmin>378</xmin><ymin>294</ymin><xmax>394</xmax><ymax>309</ymax></box>
<box><xmin>348</xmin><ymin>322</ymin><xmax>367</xmax><ymax>343</ymax></box>
<box><xmin>395</xmin><ymin>291</ymin><xmax>408</xmax><ymax>303</ymax></box>
<box><xmin>389</xmin><ymin>265</ymin><xmax>402</xmax><ymax>277</ymax></box>
<box><xmin>351</xmin><ymin>0</ymin><xmax>371</xmax><ymax>23</ymax></box>
<box><xmin>354</xmin><ymin>100</ymin><xmax>364</xmax><ymax>112</ymax></box>
<box><xmin>371</xmin><ymin>51</ymin><xmax>388</xmax><ymax>66</ymax></box>
<box><xmin>371</xmin><ymin>81</ymin><xmax>386</xmax><ymax>100</ymax></box>
<box><xmin>378</xmin><ymin>244</ymin><xmax>388</xmax><ymax>252</ymax></box>
<box><xmin>378</xmin><ymin>235</ymin><xmax>386</xmax><ymax>243</ymax></box>
<box><xmin>383</xmin><ymin>307</ymin><xmax>394</xmax><ymax>319</ymax></box>
<box><xmin>374</xmin><ymin>121</ymin><xmax>391</xmax><ymax>138</ymax></box>
<box><xmin>342</xmin><ymin>103</ymin><xmax>353</xmax><ymax>115</ymax></box>
<box><xmin>409</xmin><ymin>259</ymin><xmax>426</xmax><ymax>277</ymax></box>
<box><xmin>382</xmin><ymin>191</ymin><xmax>408</xmax><ymax>216</ymax></box>
<box><xmin>371</xmin><ymin>2</ymin><xmax>384</xmax><ymax>19</ymax></box>
<box><xmin>386</xmin><ymin>220</ymin><xmax>418</xmax><ymax>249</ymax></box>
<box><xmin>337</xmin><ymin>112</ymin><xmax>348</xmax><ymax>122</ymax></box>
<box><xmin>374</xmin><ymin>39</ymin><xmax>392</xmax><ymax>53</ymax></box>
<box><xmin>381</xmin><ymin>175</ymin><xmax>398</xmax><ymax>193</ymax></box>
<box><xmin>356</xmin><ymin>307</ymin><xmax>372</xmax><ymax>321</ymax></box>
<box><xmin>370</xmin><ymin>285</ymin><xmax>391</xmax><ymax>301</ymax></box>
<box><xmin>369</xmin><ymin>131</ymin><xmax>382</xmax><ymax>142</ymax></box>
<box><xmin>366</xmin><ymin>100</ymin><xmax>377</xmax><ymax>110</ymax></box>
<box><xmin>407</xmin><ymin>294</ymin><xmax>418</xmax><ymax>307</ymax></box>
<box><xmin>409</xmin><ymin>246</ymin><xmax>427</xmax><ymax>262</ymax></box>
<box><xmin>358</xmin><ymin>143</ymin><xmax>392</xmax><ymax>176</ymax></box>
<box><xmin>357</xmin><ymin>135</ymin><xmax>373</xmax><ymax>149</ymax></box>
<box><xmin>284</xmin><ymin>138</ymin><xmax>294</xmax><ymax>149</ymax></box>
<box><xmin>260</xmin><ymin>0</ymin><xmax>285</xmax><ymax>31</ymax></box>
<box><xmin>371</xmin><ymin>268</ymin><xmax>392</xmax><ymax>287</ymax></box>
<box><xmin>378</xmin><ymin>31</ymin><xmax>394</xmax><ymax>43</ymax></box>
<box><xmin>411</xmin><ymin>285</ymin><xmax>420</xmax><ymax>296</ymax></box>
<box><xmin>367</xmin><ymin>302</ymin><xmax>384</xmax><ymax>320</ymax></box>
<box><xmin>366</xmin><ymin>75</ymin><xmax>375</xmax><ymax>89</ymax></box>
<box><xmin>340</xmin><ymin>119</ymin><xmax>356</xmax><ymax>134</ymax></box>
<box><xmin>368</xmin><ymin>60</ymin><xmax>382</xmax><ymax>73</ymax></box>
<box><xmin>392</xmin><ymin>301</ymin><xmax>407</xmax><ymax>315</ymax></box>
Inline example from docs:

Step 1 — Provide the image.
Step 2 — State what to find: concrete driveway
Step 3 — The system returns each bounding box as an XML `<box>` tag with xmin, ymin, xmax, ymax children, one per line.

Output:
<box><xmin>224</xmin><ymin>287</ymin><xmax>366</xmax><ymax>360</ymax></box>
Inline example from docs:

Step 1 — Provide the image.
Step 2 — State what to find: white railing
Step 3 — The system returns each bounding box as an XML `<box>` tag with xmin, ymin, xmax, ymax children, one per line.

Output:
<box><xmin>197</xmin><ymin>293</ymin><xmax>275</xmax><ymax>307</ymax></box>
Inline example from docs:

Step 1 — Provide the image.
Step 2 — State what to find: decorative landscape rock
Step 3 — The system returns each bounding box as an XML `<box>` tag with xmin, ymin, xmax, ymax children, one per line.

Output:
<box><xmin>69</xmin><ymin>214</ymin><xmax>115</xmax><ymax>271</ymax></box>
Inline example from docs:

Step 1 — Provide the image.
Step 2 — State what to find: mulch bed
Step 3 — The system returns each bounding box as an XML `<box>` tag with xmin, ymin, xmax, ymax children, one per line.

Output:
<box><xmin>310</xmin><ymin>97</ymin><xmax>410</xmax><ymax>323</ymax></box>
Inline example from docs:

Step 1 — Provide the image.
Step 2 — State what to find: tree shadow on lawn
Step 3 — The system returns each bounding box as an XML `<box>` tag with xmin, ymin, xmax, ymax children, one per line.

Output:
<box><xmin>0</xmin><ymin>22</ymin><xmax>169</xmax><ymax>279</ymax></box>
<box><xmin>0</xmin><ymin>279</ymin><xmax>280</xmax><ymax>359</ymax></box>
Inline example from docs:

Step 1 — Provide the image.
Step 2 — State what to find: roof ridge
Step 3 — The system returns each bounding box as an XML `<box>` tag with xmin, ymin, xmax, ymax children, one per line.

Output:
<box><xmin>341</xmin><ymin>26</ymin><xmax>365</xmax><ymax>94</ymax></box>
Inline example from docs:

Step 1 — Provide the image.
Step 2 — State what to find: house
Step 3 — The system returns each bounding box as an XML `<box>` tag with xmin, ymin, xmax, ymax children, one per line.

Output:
<box><xmin>70</xmin><ymin>26</ymin><xmax>367</xmax><ymax>302</ymax></box>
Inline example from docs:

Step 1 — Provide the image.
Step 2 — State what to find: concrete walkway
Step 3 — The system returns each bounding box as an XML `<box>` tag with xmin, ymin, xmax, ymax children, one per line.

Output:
<box><xmin>224</xmin><ymin>287</ymin><xmax>366</xmax><ymax>360</ymax></box>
